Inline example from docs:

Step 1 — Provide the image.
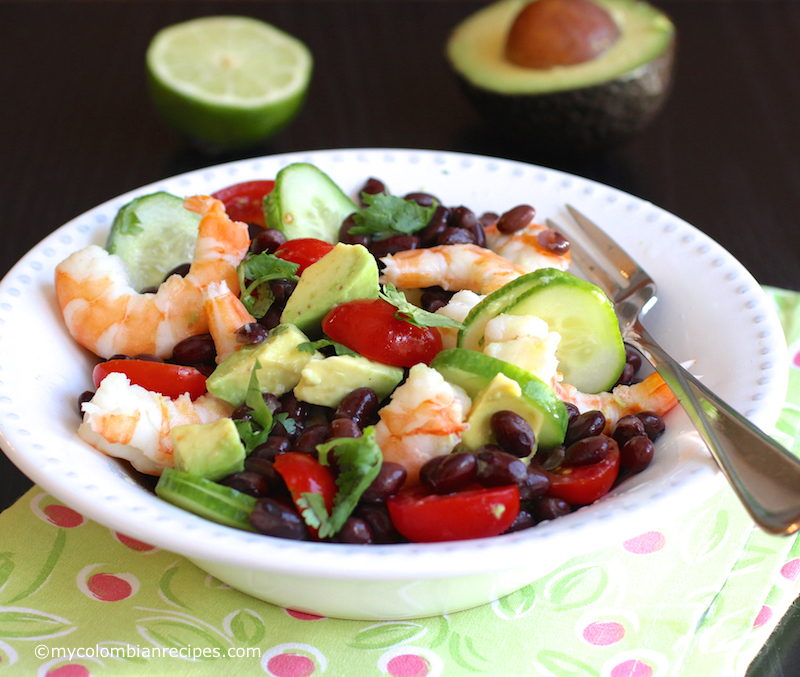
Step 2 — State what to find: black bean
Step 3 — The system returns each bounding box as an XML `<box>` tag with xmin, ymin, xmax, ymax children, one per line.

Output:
<box><xmin>280</xmin><ymin>393</ymin><xmax>310</xmax><ymax>427</ymax></box>
<box><xmin>625</xmin><ymin>344</ymin><xmax>643</xmax><ymax>374</ymax></box>
<box><xmin>420</xmin><ymin>287</ymin><xmax>454</xmax><ymax>313</ymax></box>
<box><xmin>612</xmin><ymin>414</ymin><xmax>647</xmax><ymax>448</ymax></box>
<box><xmin>360</xmin><ymin>178</ymin><xmax>387</xmax><ymax>202</ymax></box>
<box><xmin>107</xmin><ymin>354</ymin><xmax>131</xmax><ymax>361</ymax></box>
<box><xmin>220</xmin><ymin>471</ymin><xmax>270</xmax><ymax>498</ymax></box>
<box><xmin>565</xmin><ymin>410</ymin><xmax>606</xmax><ymax>446</ymax></box>
<box><xmin>337</xmin><ymin>517</ymin><xmax>373</xmax><ymax>544</ymax></box>
<box><xmin>448</xmin><ymin>206</ymin><xmax>485</xmax><ymax>247</ymax></box>
<box><xmin>636</xmin><ymin>411</ymin><xmax>666</xmax><ymax>441</ymax></box>
<box><xmin>334</xmin><ymin>387</ymin><xmax>379</xmax><ymax>427</ymax></box>
<box><xmin>437</xmin><ymin>227</ymin><xmax>475</xmax><ymax>246</ymax></box>
<box><xmin>518</xmin><ymin>465</ymin><xmax>551</xmax><ymax>501</ymax></box>
<box><xmin>614</xmin><ymin>362</ymin><xmax>636</xmax><ymax>387</ymax></box>
<box><xmin>171</xmin><ymin>333</ymin><xmax>217</xmax><ymax>366</ymax></box>
<box><xmin>328</xmin><ymin>417</ymin><xmax>362</xmax><ymax>440</ymax></box>
<box><xmin>165</xmin><ymin>262</ymin><xmax>191</xmax><ymax>279</ymax></box>
<box><xmin>564</xmin><ymin>402</ymin><xmax>580</xmax><ymax>424</ymax></box>
<box><xmin>536</xmin><ymin>228</ymin><xmax>570</xmax><ymax>254</ymax></box>
<box><xmin>360</xmin><ymin>462</ymin><xmax>407</xmax><ymax>503</ymax></box>
<box><xmin>475</xmin><ymin>446</ymin><xmax>528</xmax><ymax>487</ymax></box>
<box><xmin>420</xmin><ymin>452</ymin><xmax>478</xmax><ymax>494</ymax></box>
<box><xmin>293</xmin><ymin>424</ymin><xmax>329</xmax><ymax>456</ymax></box>
<box><xmin>77</xmin><ymin>390</ymin><xmax>94</xmax><ymax>418</ymax></box>
<box><xmin>530</xmin><ymin>496</ymin><xmax>572</xmax><ymax>522</ymax></box>
<box><xmin>491</xmin><ymin>410</ymin><xmax>535</xmax><ymax>458</ymax></box>
<box><xmin>404</xmin><ymin>192</ymin><xmax>438</xmax><ymax>207</ymax></box>
<box><xmin>565</xmin><ymin>435</ymin><xmax>616</xmax><ymax>467</ymax></box>
<box><xmin>242</xmin><ymin>457</ymin><xmax>286</xmax><ymax>493</ymax></box>
<box><xmin>249</xmin><ymin>498</ymin><xmax>309</xmax><ymax>540</ymax></box>
<box><xmin>620</xmin><ymin>435</ymin><xmax>655</xmax><ymax>473</ymax></box>
<box><xmin>505</xmin><ymin>509</ymin><xmax>535</xmax><ymax>533</ymax></box>
<box><xmin>250</xmin><ymin>228</ymin><xmax>286</xmax><ymax>255</ymax></box>
<box><xmin>257</xmin><ymin>305</ymin><xmax>282</xmax><ymax>330</ymax></box>
<box><xmin>269</xmin><ymin>279</ymin><xmax>297</xmax><ymax>306</ymax></box>
<box><xmin>535</xmin><ymin>444</ymin><xmax>566</xmax><ymax>471</ymax></box>
<box><xmin>339</xmin><ymin>214</ymin><xmax>371</xmax><ymax>247</ymax></box>
<box><xmin>497</xmin><ymin>204</ymin><xmax>535</xmax><ymax>234</ymax></box>
<box><xmin>235</xmin><ymin>322</ymin><xmax>269</xmax><ymax>345</ymax></box>
<box><xmin>369</xmin><ymin>234</ymin><xmax>420</xmax><ymax>258</ymax></box>
<box><xmin>354</xmin><ymin>503</ymin><xmax>402</xmax><ymax>543</ymax></box>
<box><xmin>250</xmin><ymin>436</ymin><xmax>291</xmax><ymax>460</ymax></box>
<box><xmin>418</xmin><ymin>205</ymin><xmax>449</xmax><ymax>246</ymax></box>
<box><xmin>133</xmin><ymin>353</ymin><xmax>164</xmax><ymax>363</ymax></box>
<box><xmin>479</xmin><ymin>212</ymin><xmax>499</xmax><ymax>229</ymax></box>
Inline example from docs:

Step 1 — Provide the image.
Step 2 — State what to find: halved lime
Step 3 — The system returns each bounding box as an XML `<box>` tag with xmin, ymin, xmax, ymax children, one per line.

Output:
<box><xmin>146</xmin><ymin>16</ymin><xmax>313</xmax><ymax>151</ymax></box>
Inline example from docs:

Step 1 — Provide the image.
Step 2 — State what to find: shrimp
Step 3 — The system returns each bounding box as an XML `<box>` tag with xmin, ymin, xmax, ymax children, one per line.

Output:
<box><xmin>484</xmin><ymin>221</ymin><xmax>571</xmax><ymax>273</ymax></box>
<box><xmin>374</xmin><ymin>364</ymin><xmax>471</xmax><ymax>486</ymax></box>
<box><xmin>553</xmin><ymin>371</ymin><xmax>678</xmax><ymax>434</ymax></box>
<box><xmin>204</xmin><ymin>280</ymin><xmax>256</xmax><ymax>364</ymax></box>
<box><xmin>54</xmin><ymin>195</ymin><xmax>250</xmax><ymax>359</ymax></box>
<box><xmin>483</xmin><ymin>314</ymin><xmax>561</xmax><ymax>385</ymax></box>
<box><xmin>433</xmin><ymin>289</ymin><xmax>484</xmax><ymax>350</ymax></box>
<box><xmin>380</xmin><ymin>244</ymin><xmax>528</xmax><ymax>295</ymax></box>
<box><xmin>78</xmin><ymin>372</ymin><xmax>234</xmax><ymax>475</ymax></box>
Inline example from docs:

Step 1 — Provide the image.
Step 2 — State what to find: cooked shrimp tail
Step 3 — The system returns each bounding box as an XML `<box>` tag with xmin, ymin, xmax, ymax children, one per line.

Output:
<box><xmin>204</xmin><ymin>280</ymin><xmax>257</xmax><ymax>364</ymax></box>
<box><xmin>380</xmin><ymin>243</ymin><xmax>527</xmax><ymax>295</ymax></box>
<box><xmin>55</xmin><ymin>195</ymin><xmax>250</xmax><ymax>359</ymax></box>
<box><xmin>78</xmin><ymin>372</ymin><xmax>234</xmax><ymax>475</ymax></box>
<box><xmin>374</xmin><ymin>364</ymin><xmax>471</xmax><ymax>486</ymax></box>
<box><xmin>554</xmin><ymin>371</ymin><xmax>678</xmax><ymax>433</ymax></box>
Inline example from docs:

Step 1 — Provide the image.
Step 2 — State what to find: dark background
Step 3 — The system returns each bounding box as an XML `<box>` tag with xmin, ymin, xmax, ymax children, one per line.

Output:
<box><xmin>2</xmin><ymin>1</ymin><xmax>800</xmax><ymax>673</ymax></box>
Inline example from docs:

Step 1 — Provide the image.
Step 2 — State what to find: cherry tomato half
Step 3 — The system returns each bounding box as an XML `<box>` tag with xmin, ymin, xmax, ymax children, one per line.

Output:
<box><xmin>93</xmin><ymin>359</ymin><xmax>207</xmax><ymax>400</ymax></box>
<box><xmin>274</xmin><ymin>238</ymin><xmax>335</xmax><ymax>275</ymax></box>
<box><xmin>211</xmin><ymin>180</ymin><xmax>275</xmax><ymax>227</ymax></box>
<box><xmin>387</xmin><ymin>485</ymin><xmax>520</xmax><ymax>542</ymax></box>
<box><xmin>322</xmin><ymin>298</ymin><xmax>443</xmax><ymax>368</ymax></box>
<box><xmin>273</xmin><ymin>452</ymin><xmax>338</xmax><ymax>538</ymax></box>
<box><xmin>538</xmin><ymin>441</ymin><xmax>620</xmax><ymax>506</ymax></box>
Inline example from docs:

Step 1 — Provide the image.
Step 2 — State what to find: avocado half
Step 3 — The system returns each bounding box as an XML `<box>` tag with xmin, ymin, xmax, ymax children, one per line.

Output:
<box><xmin>446</xmin><ymin>0</ymin><xmax>676</xmax><ymax>153</ymax></box>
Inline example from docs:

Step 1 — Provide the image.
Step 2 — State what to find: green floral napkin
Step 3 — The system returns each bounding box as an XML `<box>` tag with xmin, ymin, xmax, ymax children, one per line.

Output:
<box><xmin>2</xmin><ymin>287</ymin><xmax>800</xmax><ymax>677</ymax></box>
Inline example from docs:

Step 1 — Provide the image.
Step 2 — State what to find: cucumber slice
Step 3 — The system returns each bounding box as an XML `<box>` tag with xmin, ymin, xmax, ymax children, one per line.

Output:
<box><xmin>263</xmin><ymin>163</ymin><xmax>358</xmax><ymax>243</ymax></box>
<box><xmin>155</xmin><ymin>467</ymin><xmax>257</xmax><ymax>531</ymax></box>
<box><xmin>106</xmin><ymin>192</ymin><xmax>201</xmax><ymax>292</ymax></box>
<box><xmin>508</xmin><ymin>270</ymin><xmax>625</xmax><ymax>393</ymax></box>
<box><xmin>431</xmin><ymin>348</ymin><xmax>568</xmax><ymax>448</ymax></box>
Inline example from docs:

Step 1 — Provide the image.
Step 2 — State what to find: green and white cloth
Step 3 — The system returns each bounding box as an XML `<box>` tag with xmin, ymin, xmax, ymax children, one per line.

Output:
<box><xmin>2</xmin><ymin>287</ymin><xmax>800</xmax><ymax>677</ymax></box>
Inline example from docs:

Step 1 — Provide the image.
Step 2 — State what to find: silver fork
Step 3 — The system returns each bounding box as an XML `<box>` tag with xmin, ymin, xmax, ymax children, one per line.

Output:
<box><xmin>547</xmin><ymin>205</ymin><xmax>800</xmax><ymax>535</ymax></box>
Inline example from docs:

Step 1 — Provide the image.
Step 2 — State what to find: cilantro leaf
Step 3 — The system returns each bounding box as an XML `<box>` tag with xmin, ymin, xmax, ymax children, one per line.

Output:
<box><xmin>309</xmin><ymin>427</ymin><xmax>383</xmax><ymax>538</ymax></box>
<box><xmin>245</xmin><ymin>359</ymin><xmax>273</xmax><ymax>431</ymax></box>
<box><xmin>379</xmin><ymin>284</ymin><xmax>463</xmax><ymax>330</ymax></box>
<box><xmin>237</xmin><ymin>252</ymin><xmax>299</xmax><ymax>319</ymax></box>
<box><xmin>349</xmin><ymin>193</ymin><xmax>436</xmax><ymax>238</ymax></box>
<box><xmin>297</xmin><ymin>339</ymin><xmax>359</xmax><ymax>358</ymax></box>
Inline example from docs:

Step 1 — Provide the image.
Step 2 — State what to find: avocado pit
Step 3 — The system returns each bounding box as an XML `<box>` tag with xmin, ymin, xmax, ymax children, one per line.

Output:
<box><xmin>505</xmin><ymin>0</ymin><xmax>621</xmax><ymax>69</ymax></box>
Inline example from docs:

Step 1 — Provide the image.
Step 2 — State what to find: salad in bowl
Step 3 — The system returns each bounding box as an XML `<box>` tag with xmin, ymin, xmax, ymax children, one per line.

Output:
<box><xmin>55</xmin><ymin>160</ymin><xmax>674</xmax><ymax>547</ymax></box>
<box><xmin>0</xmin><ymin>150</ymin><xmax>785</xmax><ymax>619</ymax></box>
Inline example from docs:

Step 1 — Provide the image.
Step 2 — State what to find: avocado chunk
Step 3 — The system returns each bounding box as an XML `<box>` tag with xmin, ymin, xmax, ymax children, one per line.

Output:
<box><xmin>171</xmin><ymin>417</ymin><xmax>246</xmax><ymax>481</ymax></box>
<box><xmin>294</xmin><ymin>354</ymin><xmax>404</xmax><ymax>408</ymax></box>
<box><xmin>461</xmin><ymin>373</ymin><xmax>549</xmax><ymax>453</ymax></box>
<box><xmin>206</xmin><ymin>324</ymin><xmax>320</xmax><ymax>407</ymax></box>
<box><xmin>281</xmin><ymin>242</ymin><xmax>379</xmax><ymax>336</ymax></box>
<box><xmin>431</xmin><ymin>348</ymin><xmax>568</xmax><ymax>448</ymax></box>
<box><xmin>445</xmin><ymin>0</ymin><xmax>675</xmax><ymax>152</ymax></box>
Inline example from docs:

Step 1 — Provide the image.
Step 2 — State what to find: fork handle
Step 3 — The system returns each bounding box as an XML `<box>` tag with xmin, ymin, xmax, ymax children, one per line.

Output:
<box><xmin>626</xmin><ymin>320</ymin><xmax>800</xmax><ymax>535</ymax></box>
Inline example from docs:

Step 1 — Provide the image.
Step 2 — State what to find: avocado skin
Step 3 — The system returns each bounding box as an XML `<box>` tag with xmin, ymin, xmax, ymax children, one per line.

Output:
<box><xmin>455</xmin><ymin>38</ymin><xmax>674</xmax><ymax>153</ymax></box>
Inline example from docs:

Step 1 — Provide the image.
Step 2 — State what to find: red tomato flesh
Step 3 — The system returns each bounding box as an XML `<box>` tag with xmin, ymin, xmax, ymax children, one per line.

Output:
<box><xmin>211</xmin><ymin>180</ymin><xmax>275</xmax><ymax>227</ymax></box>
<box><xmin>273</xmin><ymin>452</ymin><xmax>338</xmax><ymax>538</ymax></box>
<box><xmin>387</xmin><ymin>485</ymin><xmax>520</xmax><ymax>542</ymax></box>
<box><xmin>93</xmin><ymin>360</ymin><xmax>207</xmax><ymax>400</ymax></box>
<box><xmin>274</xmin><ymin>238</ymin><xmax>335</xmax><ymax>274</ymax></box>
<box><xmin>322</xmin><ymin>298</ymin><xmax>443</xmax><ymax>367</ymax></box>
<box><xmin>539</xmin><ymin>443</ymin><xmax>620</xmax><ymax>506</ymax></box>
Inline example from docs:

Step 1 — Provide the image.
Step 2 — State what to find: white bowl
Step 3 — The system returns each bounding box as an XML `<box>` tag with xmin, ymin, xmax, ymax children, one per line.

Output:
<box><xmin>0</xmin><ymin>149</ymin><xmax>788</xmax><ymax>620</ymax></box>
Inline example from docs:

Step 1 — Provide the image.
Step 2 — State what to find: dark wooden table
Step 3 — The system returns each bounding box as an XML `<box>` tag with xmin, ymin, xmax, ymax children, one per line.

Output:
<box><xmin>2</xmin><ymin>1</ymin><xmax>800</xmax><ymax>673</ymax></box>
